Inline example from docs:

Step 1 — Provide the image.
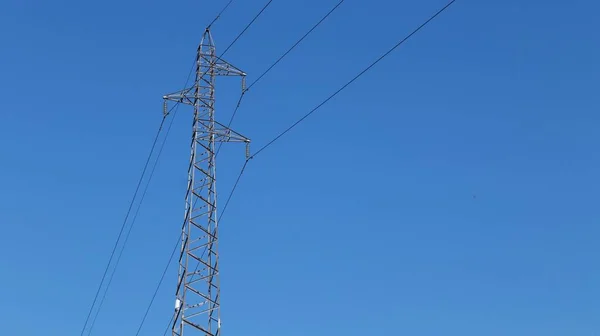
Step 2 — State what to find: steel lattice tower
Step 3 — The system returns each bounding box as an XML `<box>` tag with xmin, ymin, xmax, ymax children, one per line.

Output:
<box><xmin>163</xmin><ymin>27</ymin><xmax>249</xmax><ymax>336</ymax></box>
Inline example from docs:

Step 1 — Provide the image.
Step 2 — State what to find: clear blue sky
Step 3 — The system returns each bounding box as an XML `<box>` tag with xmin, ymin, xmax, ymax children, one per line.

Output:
<box><xmin>1</xmin><ymin>0</ymin><xmax>599</xmax><ymax>335</ymax></box>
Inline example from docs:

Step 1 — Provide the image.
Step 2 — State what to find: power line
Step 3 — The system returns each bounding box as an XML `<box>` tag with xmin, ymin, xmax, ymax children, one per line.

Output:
<box><xmin>218</xmin><ymin>160</ymin><xmax>250</xmax><ymax>221</ymax></box>
<box><xmin>163</xmin><ymin>313</ymin><xmax>175</xmax><ymax>336</ymax></box>
<box><xmin>220</xmin><ymin>0</ymin><xmax>275</xmax><ymax>58</ymax></box>
<box><xmin>139</xmin><ymin>195</ymin><xmax>203</xmax><ymax>336</ymax></box>
<box><xmin>134</xmin><ymin>221</ymin><xmax>181</xmax><ymax>336</ymax></box>
<box><xmin>251</xmin><ymin>0</ymin><xmax>457</xmax><ymax>159</ymax></box>
<box><xmin>246</xmin><ymin>0</ymin><xmax>345</xmax><ymax>93</ymax></box>
<box><xmin>86</xmin><ymin>102</ymin><xmax>180</xmax><ymax>336</ymax></box>
<box><xmin>79</xmin><ymin>114</ymin><xmax>168</xmax><ymax>336</ymax></box>
<box><xmin>81</xmin><ymin>55</ymin><xmax>197</xmax><ymax>336</ymax></box>
<box><xmin>217</xmin><ymin>0</ymin><xmax>345</xmax><ymax>156</ymax></box>
<box><xmin>207</xmin><ymin>0</ymin><xmax>235</xmax><ymax>30</ymax></box>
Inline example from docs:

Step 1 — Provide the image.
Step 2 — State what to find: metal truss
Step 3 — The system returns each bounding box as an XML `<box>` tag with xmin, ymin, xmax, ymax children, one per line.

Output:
<box><xmin>163</xmin><ymin>28</ymin><xmax>249</xmax><ymax>336</ymax></box>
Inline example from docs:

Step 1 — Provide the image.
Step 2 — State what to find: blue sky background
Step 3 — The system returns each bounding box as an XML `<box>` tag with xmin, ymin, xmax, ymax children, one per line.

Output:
<box><xmin>1</xmin><ymin>0</ymin><xmax>599</xmax><ymax>335</ymax></box>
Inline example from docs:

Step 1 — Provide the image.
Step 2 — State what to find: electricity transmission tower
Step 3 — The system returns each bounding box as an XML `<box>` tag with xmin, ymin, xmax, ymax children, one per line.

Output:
<box><xmin>163</xmin><ymin>27</ymin><xmax>250</xmax><ymax>336</ymax></box>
